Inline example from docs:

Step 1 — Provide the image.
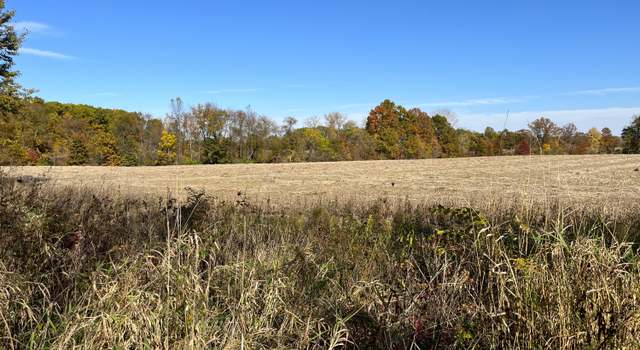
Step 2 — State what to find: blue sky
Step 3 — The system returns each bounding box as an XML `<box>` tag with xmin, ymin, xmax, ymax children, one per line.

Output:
<box><xmin>11</xmin><ymin>0</ymin><xmax>640</xmax><ymax>133</ymax></box>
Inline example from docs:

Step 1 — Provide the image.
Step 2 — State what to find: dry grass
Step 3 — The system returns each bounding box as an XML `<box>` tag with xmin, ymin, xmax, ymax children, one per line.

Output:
<box><xmin>2</xmin><ymin>156</ymin><xmax>640</xmax><ymax>349</ymax></box>
<box><xmin>4</xmin><ymin>155</ymin><xmax>640</xmax><ymax>209</ymax></box>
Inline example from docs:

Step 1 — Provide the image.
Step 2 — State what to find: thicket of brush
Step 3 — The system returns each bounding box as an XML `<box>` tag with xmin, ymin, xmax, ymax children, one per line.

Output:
<box><xmin>1</xmin><ymin>173</ymin><xmax>640</xmax><ymax>349</ymax></box>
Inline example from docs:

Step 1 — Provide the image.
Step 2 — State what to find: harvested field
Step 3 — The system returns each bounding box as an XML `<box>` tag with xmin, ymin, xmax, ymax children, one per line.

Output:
<box><xmin>4</xmin><ymin>155</ymin><xmax>640</xmax><ymax>209</ymax></box>
<box><xmin>4</xmin><ymin>161</ymin><xmax>640</xmax><ymax>349</ymax></box>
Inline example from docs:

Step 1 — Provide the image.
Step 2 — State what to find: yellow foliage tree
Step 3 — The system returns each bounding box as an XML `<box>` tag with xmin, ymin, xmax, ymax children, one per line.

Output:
<box><xmin>587</xmin><ymin>127</ymin><xmax>602</xmax><ymax>154</ymax></box>
<box><xmin>156</xmin><ymin>129</ymin><xmax>177</xmax><ymax>165</ymax></box>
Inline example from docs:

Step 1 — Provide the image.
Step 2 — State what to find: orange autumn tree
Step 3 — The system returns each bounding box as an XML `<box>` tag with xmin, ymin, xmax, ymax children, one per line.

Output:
<box><xmin>365</xmin><ymin>100</ymin><xmax>437</xmax><ymax>159</ymax></box>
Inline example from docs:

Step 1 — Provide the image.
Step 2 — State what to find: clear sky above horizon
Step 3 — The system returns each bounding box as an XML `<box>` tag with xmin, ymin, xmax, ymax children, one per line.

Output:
<box><xmin>10</xmin><ymin>0</ymin><xmax>640</xmax><ymax>133</ymax></box>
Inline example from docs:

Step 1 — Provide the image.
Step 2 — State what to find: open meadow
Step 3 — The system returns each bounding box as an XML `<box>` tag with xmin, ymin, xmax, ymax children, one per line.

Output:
<box><xmin>5</xmin><ymin>154</ymin><xmax>640</xmax><ymax>210</ymax></box>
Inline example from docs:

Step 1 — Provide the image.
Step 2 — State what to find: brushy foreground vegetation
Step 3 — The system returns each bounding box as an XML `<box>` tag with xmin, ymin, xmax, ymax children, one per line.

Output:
<box><xmin>1</xmin><ymin>173</ymin><xmax>640</xmax><ymax>349</ymax></box>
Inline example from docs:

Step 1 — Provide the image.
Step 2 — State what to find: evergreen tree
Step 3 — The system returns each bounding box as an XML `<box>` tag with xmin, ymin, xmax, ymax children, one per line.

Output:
<box><xmin>0</xmin><ymin>0</ymin><xmax>24</xmax><ymax>105</ymax></box>
<box><xmin>0</xmin><ymin>3</ymin><xmax>19</xmax><ymax>68</ymax></box>
<box><xmin>622</xmin><ymin>115</ymin><xmax>640</xmax><ymax>154</ymax></box>
<box><xmin>201</xmin><ymin>136</ymin><xmax>229</xmax><ymax>164</ymax></box>
<box><xmin>0</xmin><ymin>1</ymin><xmax>27</xmax><ymax>164</ymax></box>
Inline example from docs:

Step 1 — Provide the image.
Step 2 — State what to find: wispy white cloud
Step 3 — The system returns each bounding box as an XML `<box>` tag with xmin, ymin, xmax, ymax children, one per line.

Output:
<box><xmin>418</xmin><ymin>97</ymin><xmax>528</xmax><ymax>108</ymax></box>
<box><xmin>565</xmin><ymin>87</ymin><xmax>640</xmax><ymax>96</ymax></box>
<box><xmin>458</xmin><ymin>106</ymin><xmax>640</xmax><ymax>133</ymax></box>
<box><xmin>13</xmin><ymin>21</ymin><xmax>52</xmax><ymax>34</ymax></box>
<box><xmin>21</xmin><ymin>47</ymin><xmax>75</xmax><ymax>60</ymax></box>
<box><xmin>202</xmin><ymin>88</ymin><xmax>261</xmax><ymax>94</ymax></box>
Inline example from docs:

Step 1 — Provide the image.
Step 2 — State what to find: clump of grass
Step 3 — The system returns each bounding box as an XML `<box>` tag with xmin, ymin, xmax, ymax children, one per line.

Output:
<box><xmin>1</xmin><ymin>171</ymin><xmax>639</xmax><ymax>349</ymax></box>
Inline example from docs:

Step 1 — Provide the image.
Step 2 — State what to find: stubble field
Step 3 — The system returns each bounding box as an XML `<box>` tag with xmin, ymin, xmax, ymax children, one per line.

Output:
<box><xmin>5</xmin><ymin>154</ymin><xmax>640</xmax><ymax>209</ymax></box>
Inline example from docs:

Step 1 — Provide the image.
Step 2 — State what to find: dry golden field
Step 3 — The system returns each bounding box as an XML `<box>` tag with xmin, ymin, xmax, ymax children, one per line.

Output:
<box><xmin>4</xmin><ymin>154</ymin><xmax>640</xmax><ymax>209</ymax></box>
<box><xmin>4</xmin><ymin>155</ymin><xmax>640</xmax><ymax>349</ymax></box>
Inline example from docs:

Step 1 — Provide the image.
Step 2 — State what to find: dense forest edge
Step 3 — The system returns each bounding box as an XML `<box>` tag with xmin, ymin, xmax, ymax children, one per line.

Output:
<box><xmin>0</xmin><ymin>3</ymin><xmax>639</xmax><ymax>166</ymax></box>
<box><xmin>4</xmin><ymin>98</ymin><xmax>640</xmax><ymax>167</ymax></box>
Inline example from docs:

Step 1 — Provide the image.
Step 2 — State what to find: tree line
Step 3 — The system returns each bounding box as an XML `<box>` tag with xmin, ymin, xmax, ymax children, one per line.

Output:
<box><xmin>0</xmin><ymin>2</ymin><xmax>639</xmax><ymax>166</ymax></box>
<box><xmin>1</xmin><ymin>96</ymin><xmax>639</xmax><ymax>166</ymax></box>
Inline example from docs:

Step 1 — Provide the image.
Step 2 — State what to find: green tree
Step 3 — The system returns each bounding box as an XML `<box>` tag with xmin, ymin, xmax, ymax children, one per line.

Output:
<box><xmin>402</xmin><ymin>134</ymin><xmax>428</xmax><ymax>158</ymax></box>
<box><xmin>0</xmin><ymin>1</ymin><xmax>26</xmax><ymax>110</ymax></box>
<box><xmin>342</xmin><ymin>121</ymin><xmax>376</xmax><ymax>161</ymax></box>
<box><xmin>401</xmin><ymin>108</ymin><xmax>434</xmax><ymax>158</ymax></box>
<box><xmin>111</xmin><ymin>111</ymin><xmax>143</xmax><ymax>165</ymax></box>
<box><xmin>300</xmin><ymin>128</ymin><xmax>333</xmax><ymax>161</ymax></box>
<box><xmin>141</xmin><ymin>117</ymin><xmax>164</xmax><ymax>165</ymax></box>
<box><xmin>622</xmin><ymin>115</ymin><xmax>640</xmax><ymax>154</ymax></box>
<box><xmin>0</xmin><ymin>1</ymin><xmax>29</xmax><ymax>164</ymax></box>
<box><xmin>201</xmin><ymin>135</ymin><xmax>229</xmax><ymax>164</ymax></box>
<box><xmin>432</xmin><ymin>114</ymin><xmax>459</xmax><ymax>157</ymax></box>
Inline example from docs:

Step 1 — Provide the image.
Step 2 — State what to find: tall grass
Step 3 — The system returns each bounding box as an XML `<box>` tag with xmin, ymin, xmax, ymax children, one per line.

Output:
<box><xmin>1</xmin><ymin>173</ymin><xmax>639</xmax><ymax>349</ymax></box>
